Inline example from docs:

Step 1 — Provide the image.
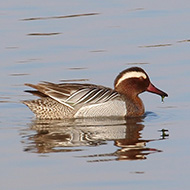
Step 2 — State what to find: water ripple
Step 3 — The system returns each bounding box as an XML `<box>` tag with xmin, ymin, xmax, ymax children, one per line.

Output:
<box><xmin>27</xmin><ymin>32</ymin><xmax>61</xmax><ymax>36</ymax></box>
<box><xmin>21</xmin><ymin>13</ymin><xmax>99</xmax><ymax>21</ymax></box>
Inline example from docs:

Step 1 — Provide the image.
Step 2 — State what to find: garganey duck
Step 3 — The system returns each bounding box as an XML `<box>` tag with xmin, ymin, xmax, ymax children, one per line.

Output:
<box><xmin>23</xmin><ymin>67</ymin><xmax>168</xmax><ymax>119</ymax></box>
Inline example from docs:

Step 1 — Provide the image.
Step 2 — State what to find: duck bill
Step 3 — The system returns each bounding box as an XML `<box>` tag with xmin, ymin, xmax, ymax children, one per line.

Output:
<box><xmin>147</xmin><ymin>83</ymin><xmax>168</xmax><ymax>97</ymax></box>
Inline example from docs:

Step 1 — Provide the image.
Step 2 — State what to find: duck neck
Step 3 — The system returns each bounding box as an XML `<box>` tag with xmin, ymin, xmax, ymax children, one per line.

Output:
<box><xmin>115</xmin><ymin>83</ymin><xmax>145</xmax><ymax>117</ymax></box>
<box><xmin>124</xmin><ymin>95</ymin><xmax>145</xmax><ymax>117</ymax></box>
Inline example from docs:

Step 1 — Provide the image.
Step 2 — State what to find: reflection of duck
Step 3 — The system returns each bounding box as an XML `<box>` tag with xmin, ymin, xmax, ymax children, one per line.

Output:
<box><xmin>22</xmin><ymin>116</ymin><xmax>166</xmax><ymax>161</ymax></box>
<box><xmin>23</xmin><ymin>67</ymin><xmax>168</xmax><ymax>119</ymax></box>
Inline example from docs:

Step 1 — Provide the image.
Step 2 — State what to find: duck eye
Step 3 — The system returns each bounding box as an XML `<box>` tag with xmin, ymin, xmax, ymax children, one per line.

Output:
<box><xmin>139</xmin><ymin>76</ymin><xmax>144</xmax><ymax>80</ymax></box>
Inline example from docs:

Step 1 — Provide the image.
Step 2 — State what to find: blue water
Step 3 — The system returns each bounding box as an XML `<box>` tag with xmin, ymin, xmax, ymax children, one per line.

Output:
<box><xmin>0</xmin><ymin>1</ymin><xmax>190</xmax><ymax>190</ymax></box>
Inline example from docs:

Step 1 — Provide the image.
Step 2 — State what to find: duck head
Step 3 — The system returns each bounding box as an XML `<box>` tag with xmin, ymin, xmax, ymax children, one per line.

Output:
<box><xmin>114</xmin><ymin>67</ymin><xmax>168</xmax><ymax>99</ymax></box>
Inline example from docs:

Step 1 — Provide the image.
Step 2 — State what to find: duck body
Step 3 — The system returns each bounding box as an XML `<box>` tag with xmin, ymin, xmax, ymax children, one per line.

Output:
<box><xmin>23</xmin><ymin>83</ymin><xmax>128</xmax><ymax>119</ymax></box>
<box><xmin>23</xmin><ymin>67</ymin><xmax>168</xmax><ymax>119</ymax></box>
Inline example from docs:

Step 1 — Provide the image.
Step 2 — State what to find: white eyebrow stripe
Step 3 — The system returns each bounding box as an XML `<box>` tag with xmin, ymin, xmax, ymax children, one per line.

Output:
<box><xmin>115</xmin><ymin>71</ymin><xmax>147</xmax><ymax>87</ymax></box>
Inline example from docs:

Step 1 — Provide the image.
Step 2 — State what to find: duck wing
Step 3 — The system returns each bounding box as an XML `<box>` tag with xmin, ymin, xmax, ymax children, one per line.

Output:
<box><xmin>25</xmin><ymin>82</ymin><xmax>120</xmax><ymax>109</ymax></box>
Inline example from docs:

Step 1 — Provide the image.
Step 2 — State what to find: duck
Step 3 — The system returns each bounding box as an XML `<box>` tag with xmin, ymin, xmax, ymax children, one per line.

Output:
<box><xmin>23</xmin><ymin>67</ymin><xmax>168</xmax><ymax>119</ymax></box>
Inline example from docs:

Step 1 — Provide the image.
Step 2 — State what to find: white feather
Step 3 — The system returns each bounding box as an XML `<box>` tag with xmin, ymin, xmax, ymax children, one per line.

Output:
<box><xmin>115</xmin><ymin>71</ymin><xmax>147</xmax><ymax>87</ymax></box>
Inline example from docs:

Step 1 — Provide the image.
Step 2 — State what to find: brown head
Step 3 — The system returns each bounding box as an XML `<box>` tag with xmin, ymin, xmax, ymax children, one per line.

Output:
<box><xmin>114</xmin><ymin>67</ymin><xmax>168</xmax><ymax>99</ymax></box>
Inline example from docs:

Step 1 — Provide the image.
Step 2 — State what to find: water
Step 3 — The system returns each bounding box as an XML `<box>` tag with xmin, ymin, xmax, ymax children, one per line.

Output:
<box><xmin>1</xmin><ymin>0</ymin><xmax>190</xmax><ymax>189</ymax></box>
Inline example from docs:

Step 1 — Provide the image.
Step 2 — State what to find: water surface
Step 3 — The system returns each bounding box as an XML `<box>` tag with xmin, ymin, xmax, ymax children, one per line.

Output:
<box><xmin>0</xmin><ymin>1</ymin><xmax>190</xmax><ymax>190</ymax></box>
